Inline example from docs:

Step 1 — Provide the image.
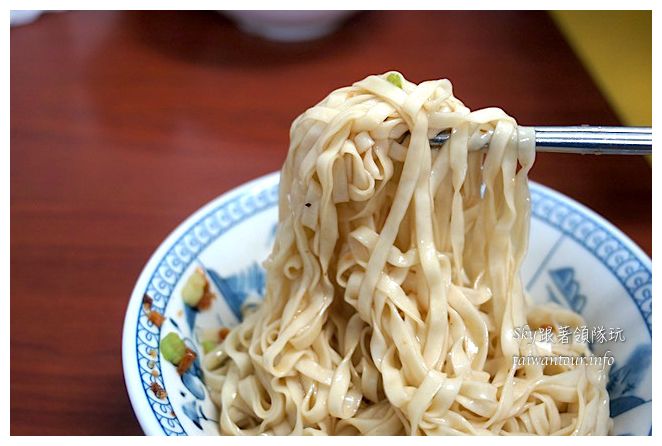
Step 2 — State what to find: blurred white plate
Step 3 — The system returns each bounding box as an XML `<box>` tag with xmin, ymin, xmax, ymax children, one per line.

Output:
<box><xmin>222</xmin><ymin>11</ymin><xmax>354</xmax><ymax>42</ymax></box>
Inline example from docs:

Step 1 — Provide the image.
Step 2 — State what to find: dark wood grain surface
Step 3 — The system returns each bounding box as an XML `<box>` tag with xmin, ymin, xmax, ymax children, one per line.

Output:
<box><xmin>10</xmin><ymin>11</ymin><xmax>651</xmax><ymax>435</ymax></box>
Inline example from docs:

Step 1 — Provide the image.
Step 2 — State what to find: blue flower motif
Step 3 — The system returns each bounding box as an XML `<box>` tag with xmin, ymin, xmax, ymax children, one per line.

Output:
<box><xmin>608</xmin><ymin>344</ymin><xmax>652</xmax><ymax>417</ymax></box>
<box><xmin>547</xmin><ymin>267</ymin><xmax>587</xmax><ymax>313</ymax></box>
<box><xmin>206</xmin><ymin>263</ymin><xmax>266</xmax><ymax>321</ymax></box>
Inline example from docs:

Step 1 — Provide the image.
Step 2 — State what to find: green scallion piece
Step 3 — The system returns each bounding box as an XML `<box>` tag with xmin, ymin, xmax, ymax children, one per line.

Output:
<box><xmin>201</xmin><ymin>340</ymin><xmax>217</xmax><ymax>354</ymax></box>
<box><xmin>160</xmin><ymin>332</ymin><xmax>186</xmax><ymax>365</ymax></box>
<box><xmin>182</xmin><ymin>281</ymin><xmax>204</xmax><ymax>307</ymax></box>
<box><xmin>182</xmin><ymin>269</ymin><xmax>207</xmax><ymax>307</ymax></box>
<box><xmin>386</xmin><ymin>73</ymin><xmax>403</xmax><ymax>89</ymax></box>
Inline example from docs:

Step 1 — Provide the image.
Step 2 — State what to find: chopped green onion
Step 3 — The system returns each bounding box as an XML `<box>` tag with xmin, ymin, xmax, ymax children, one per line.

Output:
<box><xmin>182</xmin><ymin>282</ymin><xmax>203</xmax><ymax>307</ymax></box>
<box><xmin>160</xmin><ymin>332</ymin><xmax>186</xmax><ymax>365</ymax></box>
<box><xmin>386</xmin><ymin>73</ymin><xmax>403</xmax><ymax>89</ymax></box>
<box><xmin>189</xmin><ymin>270</ymin><xmax>206</xmax><ymax>288</ymax></box>
<box><xmin>201</xmin><ymin>340</ymin><xmax>217</xmax><ymax>354</ymax></box>
<box><xmin>182</xmin><ymin>269</ymin><xmax>206</xmax><ymax>307</ymax></box>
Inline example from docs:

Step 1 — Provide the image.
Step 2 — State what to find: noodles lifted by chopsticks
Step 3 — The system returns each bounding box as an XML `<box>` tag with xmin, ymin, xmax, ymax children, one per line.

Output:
<box><xmin>202</xmin><ymin>73</ymin><xmax>612</xmax><ymax>435</ymax></box>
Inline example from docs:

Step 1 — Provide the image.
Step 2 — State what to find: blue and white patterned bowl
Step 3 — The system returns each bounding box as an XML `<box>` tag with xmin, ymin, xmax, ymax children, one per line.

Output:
<box><xmin>122</xmin><ymin>171</ymin><xmax>652</xmax><ymax>436</ymax></box>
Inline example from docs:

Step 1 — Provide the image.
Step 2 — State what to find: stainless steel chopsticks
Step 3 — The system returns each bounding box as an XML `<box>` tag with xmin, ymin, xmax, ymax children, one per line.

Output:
<box><xmin>428</xmin><ymin>126</ymin><xmax>652</xmax><ymax>155</ymax></box>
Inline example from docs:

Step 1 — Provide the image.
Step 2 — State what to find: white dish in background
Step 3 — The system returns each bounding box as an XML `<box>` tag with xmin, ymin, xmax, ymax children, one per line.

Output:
<box><xmin>222</xmin><ymin>11</ymin><xmax>355</xmax><ymax>42</ymax></box>
<box><xmin>122</xmin><ymin>171</ymin><xmax>652</xmax><ymax>436</ymax></box>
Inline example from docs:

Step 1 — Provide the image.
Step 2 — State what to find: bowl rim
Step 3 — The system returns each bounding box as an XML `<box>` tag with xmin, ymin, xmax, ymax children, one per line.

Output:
<box><xmin>122</xmin><ymin>171</ymin><xmax>651</xmax><ymax>435</ymax></box>
<box><xmin>122</xmin><ymin>171</ymin><xmax>280</xmax><ymax>435</ymax></box>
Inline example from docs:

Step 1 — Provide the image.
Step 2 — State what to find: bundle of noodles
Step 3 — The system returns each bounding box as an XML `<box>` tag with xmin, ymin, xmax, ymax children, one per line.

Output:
<box><xmin>202</xmin><ymin>73</ymin><xmax>612</xmax><ymax>435</ymax></box>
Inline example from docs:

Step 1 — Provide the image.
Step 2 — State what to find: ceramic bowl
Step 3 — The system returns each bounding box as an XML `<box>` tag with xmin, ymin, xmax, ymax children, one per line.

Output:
<box><xmin>122</xmin><ymin>172</ymin><xmax>651</xmax><ymax>435</ymax></box>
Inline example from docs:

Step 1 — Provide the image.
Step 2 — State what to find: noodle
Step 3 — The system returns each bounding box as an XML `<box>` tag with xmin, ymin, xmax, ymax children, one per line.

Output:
<box><xmin>201</xmin><ymin>73</ymin><xmax>612</xmax><ymax>435</ymax></box>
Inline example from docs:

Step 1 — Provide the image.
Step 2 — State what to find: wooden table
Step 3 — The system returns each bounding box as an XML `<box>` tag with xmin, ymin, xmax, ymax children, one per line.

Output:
<box><xmin>11</xmin><ymin>11</ymin><xmax>651</xmax><ymax>435</ymax></box>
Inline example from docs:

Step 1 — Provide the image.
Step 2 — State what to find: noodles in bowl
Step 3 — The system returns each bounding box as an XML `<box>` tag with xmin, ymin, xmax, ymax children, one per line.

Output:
<box><xmin>200</xmin><ymin>73</ymin><xmax>611</xmax><ymax>435</ymax></box>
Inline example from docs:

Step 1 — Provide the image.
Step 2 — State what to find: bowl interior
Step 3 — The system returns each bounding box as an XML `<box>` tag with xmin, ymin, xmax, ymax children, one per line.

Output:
<box><xmin>123</xmin><ymin>172</ymin><xmax>651</xmax><ymax>436</ymax></box>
